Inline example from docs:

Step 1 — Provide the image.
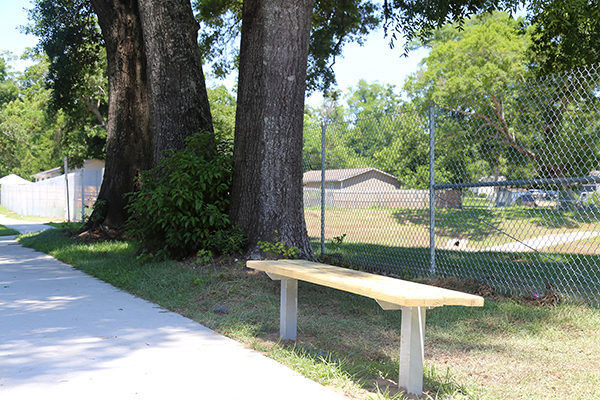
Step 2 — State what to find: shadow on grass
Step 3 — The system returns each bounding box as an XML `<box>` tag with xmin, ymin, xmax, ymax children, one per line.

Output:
<box><xmin>310</xmin><ymin>236</ymin><xmax>600</xmax><ymax>305</ymax></box>
<box><xmin>391</xmin><ymin>208</ymin><xmax>501</xmax><ymax>242</ymax></box>
<box><xmin>389</xmin><ymin>205</ymin><xmax>600</xmax><ymax>243</ymax></box>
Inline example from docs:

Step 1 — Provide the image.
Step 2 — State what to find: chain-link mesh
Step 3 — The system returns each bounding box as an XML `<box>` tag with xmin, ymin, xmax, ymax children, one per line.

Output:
<box><xmin>303</xmin><ymin>64</ymin><xmax>600</xmax><ymax>305</ymax></box>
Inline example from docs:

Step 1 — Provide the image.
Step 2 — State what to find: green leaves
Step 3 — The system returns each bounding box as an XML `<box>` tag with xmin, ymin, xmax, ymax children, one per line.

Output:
<box><xmin>527</xmin><ymin>0</ymin><xmax>600</xmax><ymax>75</ymax></box>
<box><xmin>406</xmin><ymin>12</ymin><xmax>528</xmax><ymax>103</ymax></box>
<box><xmin>126</xmin><ymin>132</ymin><xmax>246</xmax><ymax>260</ymax></box>
<box><xmin>0</xmin><ymin>54</ymin><xmax>60</xmax><ymax>178</ymax></box>
<box><xmin>258</xmin><ymin>231</ymin><xmax>300</xmax><ymax>259</ymax></box>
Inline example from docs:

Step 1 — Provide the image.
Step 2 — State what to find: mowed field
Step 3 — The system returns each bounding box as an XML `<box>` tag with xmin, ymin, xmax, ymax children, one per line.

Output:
<box><xmin>304</xmin><ymin>206</ymin><xmax>600</xmax><ymax>255</ymax></box>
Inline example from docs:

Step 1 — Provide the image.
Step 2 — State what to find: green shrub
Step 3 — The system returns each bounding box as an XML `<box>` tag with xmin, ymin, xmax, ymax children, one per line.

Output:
<box><xmin>126</xmin><ymin>132</ymin><xmax>246</xmax><ymax>260</ymax></box>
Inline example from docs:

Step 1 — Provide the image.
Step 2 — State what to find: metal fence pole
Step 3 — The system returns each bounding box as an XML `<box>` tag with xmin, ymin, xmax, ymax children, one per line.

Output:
<box><xmin>81</xmin><ymin>167</ymin><xmax>85</xmax><ymax>221</ymax></box>
<box><xmin>429</xmin><ymin>104</ymin><xmax>436</xmax><ymax>277</ymax></box>
<box><xmin>64</xmin><ymin>157</ymin><xmax>70</xmax><ymax>222</ymax></box>
<box><xmin>320</xmin><ymin>120</ymin><xmax>326</xmax><ymax>255</ymax></box>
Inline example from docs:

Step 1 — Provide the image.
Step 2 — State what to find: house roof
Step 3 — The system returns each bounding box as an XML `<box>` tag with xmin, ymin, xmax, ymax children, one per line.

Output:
<box><xmin>30</xmin><ymin>159</ymin><xmax>105</xmax><ymax>179</ymax></box>
<box><xmin>30</xmin><ymin>166</ymin><xmax>62</xmax><ymax>179</ymax></box>
<box><xmin>303</xmin><ymin>168</ymin><xmax>399</xmax><ymax>183</ymax></box>
<box><xmin>0</xmin><ymin>174</ymin><xmax>32</xmax><ymax>185</ymax></box>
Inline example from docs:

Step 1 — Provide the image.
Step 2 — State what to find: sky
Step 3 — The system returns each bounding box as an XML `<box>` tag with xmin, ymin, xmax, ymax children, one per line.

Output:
<box><xmin>0</xmin><ymin>0</ymin><xmax>39</xmax><ymax>71</ymax></box>
<box><xmin>0</xmin><ymin>0</ymin><xmax>428</xmax><ymax>107</ymax></box>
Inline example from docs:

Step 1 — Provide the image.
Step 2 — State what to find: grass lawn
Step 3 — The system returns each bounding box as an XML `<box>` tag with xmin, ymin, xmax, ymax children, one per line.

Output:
<box><xmin>305</xmin><ymin>206</ymin><xmax>600</xmax><ymax>252</ymax></box>
<box><xmin>306</xmin><ymin>203</ymin><xmax>600</xmax><ymax>306</ymax></box>
<box><xmin>16</xmin><ymin>227</ymin><xmax>600</xmax><ymax>400</ymax></box>
<box><xmin>0</xmin><ymin>224</ymin><xmax>19</xmax><ymax>236</ymax></box>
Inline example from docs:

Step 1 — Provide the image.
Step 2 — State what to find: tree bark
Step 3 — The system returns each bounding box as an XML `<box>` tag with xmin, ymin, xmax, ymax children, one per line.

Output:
<box><xmin>87</xmin><ymin>0</ymin><xmax>154</xmax><ymax>230</ymax></box>
<box><xmin>229</xmin><ymin>0</ymin><xmax>315</xmax><ymax>259</ymax></box>
<box><xmin>137</xmin><ymin>0</ymin><xmax>214</xmax><ymax>164</ymax></box>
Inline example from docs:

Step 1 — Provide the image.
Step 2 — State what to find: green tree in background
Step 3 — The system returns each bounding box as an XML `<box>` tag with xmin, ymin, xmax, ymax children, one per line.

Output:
<box><xmin>403</xmin><ymin>10</ymin><xmax>600</xmax><ymax>207</ymax></box>
<box><xmin>404</xmin><ymin>12</ymin><xmax>533</xmax><ymax>183</ymax></box>
<box><xmin>25</xmin><ymin>0</ymin><xmax>109</xmax><ymax>169</ymax></box>
<box><xmin>343</xmin><ymin>80</ymin><xmax>403</xmax><ymax>162</ymax></box>
<box><xmin>26</xmin><ymin>1</ymin><xmax>107</xmax><ymax>129</ymax></box>
<box><xmin>207</xmin><ymin>84</ymin><xmax>236</xmax><ymax>140</ymax></box>
<box><xmin>0</xmin><ymin>54</ymin><xmax>60</xmax><ymax>178</ymax></box>
<box><xmin>303</xmin><ymin>81</ymin><xmax>434</xmax><ymax>189</ymax></box>
<box><xmin>0</xmin><ymin>52</ymin><xmax>19</xmax><ymax>106</ymax></box>
<box><xmin>526</xmin><ymin>0</ymin><xmax>600</xmax><ymax>75</ymax></box>
<box><xmin>370</xmin><ymin>102</ymin><xmax>431</xmax><ymax>189</ymax></box>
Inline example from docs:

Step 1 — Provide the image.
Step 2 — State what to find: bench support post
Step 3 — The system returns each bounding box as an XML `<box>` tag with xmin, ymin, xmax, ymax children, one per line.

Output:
<box><xmin>279</xmin><ymin>279</ymin><xmax>298</xmax><ymax>340</ymax></box>
<box><xmin>399</xmin><ymin>306</ymin><xmax>426</xmax><ymax>395</ymax></box>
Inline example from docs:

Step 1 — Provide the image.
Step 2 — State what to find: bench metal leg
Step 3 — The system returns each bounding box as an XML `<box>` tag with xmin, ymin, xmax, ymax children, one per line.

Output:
<box><xmin>279</xmin><ymin>279</ymin><xmax>298</xmax><ymax>340</ymax></box>
<box><xmin>399</xmin><ymin>306</ymin><xmax>426</xmax><ymax>395</ymax></box>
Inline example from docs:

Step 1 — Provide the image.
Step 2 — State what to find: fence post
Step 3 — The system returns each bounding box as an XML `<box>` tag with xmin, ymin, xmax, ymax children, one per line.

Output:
<box><xmin>81</xmin><ymin>167</ymin><xmax>85</xmax><ymax>221</ymax></box>
<box><xmin>64</xmin><ymin>157</ymin><xmax>70</xmax><ymax>222</ymax></box>
<box><xmin>429</xmin><ymin>104</ymin><xmax>436</xmax><ymax>277</ymax></box>
<box><xmin>320</xmin><ymin>120</ymin><xmax>326</xmax><ymax>255</ymax></box>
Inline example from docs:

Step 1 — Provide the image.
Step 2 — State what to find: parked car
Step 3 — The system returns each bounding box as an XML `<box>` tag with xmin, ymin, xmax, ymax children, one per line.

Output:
<box><xmin>542</xmin><ymin>190</ymin><xmax>558</xmax><ymax>200</ymax></box>
<box><xmin>528</xmin><ymin>189</ymin><xmax>543</xmax><ymax>200</ymax></box>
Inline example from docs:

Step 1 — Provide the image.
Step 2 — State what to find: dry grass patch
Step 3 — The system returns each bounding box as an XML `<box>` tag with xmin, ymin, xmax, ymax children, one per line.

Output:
<box><xmin>424</xmin><ymin>303</ymin><xmax>600</xmax><ymax>400</ymax></box>
<box><xmin>305</xmin><ymin>207</ymin><xmax>600</xmax><ymax>255</ymax></box>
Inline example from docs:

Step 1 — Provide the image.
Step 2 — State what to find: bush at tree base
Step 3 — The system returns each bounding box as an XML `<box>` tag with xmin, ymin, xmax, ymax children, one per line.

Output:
<box><xmin>126</xmin><ymin>132</ymin><xmax>246</xmax><ymax>260</ymax></box>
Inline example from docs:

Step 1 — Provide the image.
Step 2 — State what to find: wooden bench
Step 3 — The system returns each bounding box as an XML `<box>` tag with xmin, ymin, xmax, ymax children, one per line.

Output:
<box><xmin>246</xmin><ymin>259</ymin><xmax>484</xmax><ymax>395</ymax></box>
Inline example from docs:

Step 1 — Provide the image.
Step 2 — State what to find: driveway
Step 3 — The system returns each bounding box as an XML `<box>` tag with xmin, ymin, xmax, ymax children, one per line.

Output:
<box><xmin>483</xmin><ymin>231</ymin><xmax>600</xmax><ymax>252</ymax></box>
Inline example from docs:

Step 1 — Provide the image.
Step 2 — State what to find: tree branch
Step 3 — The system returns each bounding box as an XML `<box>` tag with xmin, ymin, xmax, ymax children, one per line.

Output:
<box><xmin>438</xmin><ymin>101</ymin><xmax>537</xmax><ymax>160</ymax></box>
<box><xmin>84</xmin><ymin>96</ymin><xmax>107</xmax><ymax>129</ymax></box>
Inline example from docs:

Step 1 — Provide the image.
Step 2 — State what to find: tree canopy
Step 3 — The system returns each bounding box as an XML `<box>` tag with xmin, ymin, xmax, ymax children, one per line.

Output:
<box><xmin>526</xmin><ymin>0</ymin><xmax>600</xmax><ymax>74</ymax></box>
<box><xmin>403</xmin><ymin>12</ymin><xmax>533</xmax><ymax>183</ymax></box>
<box><xmin>26</xmin><ymin>0</ymin><xmax>106</xmax><ymax>122</ymax></box>
<box><xmin>195</xmin><ymin>0</ymin><xmax>379</xmax><ymax>93</ymax></box>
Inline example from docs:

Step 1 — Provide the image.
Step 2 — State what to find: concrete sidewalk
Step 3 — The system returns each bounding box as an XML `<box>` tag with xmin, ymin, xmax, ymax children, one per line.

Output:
<box><xmin>0</xmin><ymin>222</ymin><xmax>348</xmax><ymax>399</ymax></box>
<box><xmin>0</xmin><ymin>215</ymin><xmax>54</xmax><ymax>235</ymax></box>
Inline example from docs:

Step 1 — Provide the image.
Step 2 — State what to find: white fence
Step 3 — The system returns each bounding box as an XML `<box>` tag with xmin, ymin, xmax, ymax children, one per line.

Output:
<box><xmin>304</xmin><ymin>188</ymin><xmax>429</xmax><ymax>209</ymax></box>
<box><xmin>0</xmin><ymin>168</ymin><xmax>104</xmax><ymax>221</ymax></box>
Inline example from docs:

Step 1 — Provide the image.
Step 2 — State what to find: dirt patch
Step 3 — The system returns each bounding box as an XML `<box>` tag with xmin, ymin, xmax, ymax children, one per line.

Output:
<box><xmin>425</xmin><ymin>276</ymin><xmax>483</xmax><ymax>295</ymax></box>
<box><xmin>71</xmin><ymin>225</ymin><xmax>129</xmax><ymax>242</ymax></box>
<box><xmin>419</xmin><ymin>276</ymin><xmax>560</xmax><ymax>307</ymax></box>
<box><xmin>366</xmin><ymin>377</ymin><xmax>432</xmax><ymax>400</ymax></box>
<box><xmin>519</xmin><ymin>283</ymin><xmax>559</xmax><ymax>306</ymax></box>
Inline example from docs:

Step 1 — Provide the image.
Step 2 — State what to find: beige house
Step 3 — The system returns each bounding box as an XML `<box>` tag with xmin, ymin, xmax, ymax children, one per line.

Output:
<box><xmin>30</xmin><ymin>166</ymin><xmax>62</xmax><ymax>182</ymax></box>
<box><xmin>303</xmin><ymin>168</ymin><xmax>401</xmax><ymax>191</ymax></box>
<box><xmin>31</xmin><ymin>159</ymin><xmax>105</xmax><ymax>182</ymax></box>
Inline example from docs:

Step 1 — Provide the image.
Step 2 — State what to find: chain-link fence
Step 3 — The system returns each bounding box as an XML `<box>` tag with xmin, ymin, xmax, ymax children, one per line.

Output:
<box><xmin>304</xmin><ymin>64</ymin><xmax>600</xmax><ymax>305</ymax></box>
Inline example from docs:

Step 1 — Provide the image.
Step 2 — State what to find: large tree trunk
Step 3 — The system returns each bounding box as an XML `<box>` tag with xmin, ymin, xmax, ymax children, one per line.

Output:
<box><xmin>229</xmin><ymin>0</ymin><xmax>315</xmax><ymax>259</ymax></box>
<box><xmin>87</xmin><ymin>0</ymin><xmax>154</xmax><ymax>230</ymax></box>
<box><xmin>137</xmin><ymin>0</ymin><xmax>214</xmax><ymax>164</ymax></box>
